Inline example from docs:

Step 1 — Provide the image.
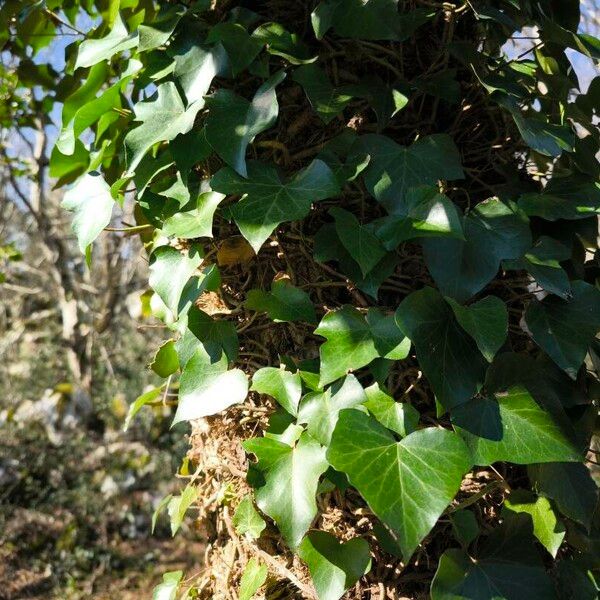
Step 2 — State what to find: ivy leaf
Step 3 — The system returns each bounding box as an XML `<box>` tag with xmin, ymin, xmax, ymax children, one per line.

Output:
<box><xmin>252</xmin><ymin>22</ymin><xmax>317</xmax><ymax>65</ymax></box>
<box><xmin>152</xmin><ymin>570</ymin><xmax>183</xmax><ymax>600</ymax></box>
<box><xmin>243</xmin><ymin>431</ymin><xmax>328</xmax><ymax>548</ymax></box>
<box><xmin>162</xmin><ymin>186</ymin><xmax>224</xmax><ymax>239</ymax></box>
<box><xmin>358</xmin><ymin>133</ymin><xmax>464</xmax><ymax>212</ymax></box>
<box><xmin>62</xmin><ymin>172</ymin><xmax>114</xmax><ymax>253</ymax></box>
<box><xmin>205</xmin><ymin>71</ymin><xmax>285</xmax><ymax>177</ymax></box>
<box><xmin>449</xmin><ymin>510</ymin><xmax>479</xmax><ymax>547</ymax></box>
<box><xmin>75</xmin><ymin>14</ymin><xmax>138</xmax><ymax>69</ymax></box>
<box><xmin>174</xmin><ymin>347</ymin><xmax>248</xmax><ymax>424</ymax></box>
<box><xmin>518</xmin><ymin>177</ymin><xmax>600</xmax><ymax>221</ymax></box>
<box><xmin>185</xmin><ymin>306</ymin><xmax>239</xmax><ymax>363</ymax></box>
<box><xmin>314</xmin><ymin>223</ymin><xmax>397</xmax><ymax>298</ymax></box>
<box><xmin>148</xmin><ymin>245</ymin><xmax>203</xmax><ymax>317</ymax></box>
<box><xmin>205</xmin><ymin>23</ymin><xmax>263</xmax><ymax>76</ymax></box>
<box><xmin>329</xmin><ymin>208</ymin><xmax>386</xmax><ymax>276</ymax></box>
<box><xmin>124</xmin><ymin>385</ymin><xmax>164</xmax><ymax>431</ymax></box>
<box><xmin>138</xmin><ymin>5</ymin><xmax>186</xmax><ymax>52</ymax></box>
<box><xmin>504</xmin><ymin>490</ymin><xmax>565</xmax><ymax>557</ymax></box>
<box><xmin>423</xmin><ymin>198</ymin><xmax>531</xmax><ymax>302</ymax></box>
<box><xmin>316</xmin><ymin>306</ymin><xmax>410</xmax><ymax>387</ymax></box>
<box><xmin>212</xmin><ymin>159</ymin><xmax>339</xmax><ymax>253</ymax></box>
<box><xmin>451</xmin><ymin>386</ymin><xmax>581</xmax><ymax>465</ymax></box>
<box><xmin>246</xmin><ymin>279</ymin><xmax>316</xmax><ymax>323</ymax></box>
<box><xmin>363</xmin><ymin>382</ymin><xmax>419</xmax><ymax>437</ymax></box>
<box><xmin>311</xmin><ymin>1</ymin><xmax>432</xmax><ymax>42</ymax></box>
<box><xmin>528</xmin><ymin>462</ymin><xmax>599</xmax><ymax>529</ymax></box>
<box><xmin>447</xmin><ymin>295</ymin><xmax>508</xmax><ymax>362</ymax></box>
<box><xmin>251</xmin><ymin>367</ymin><xmax>303</xmax><ymax>416</ymax></box>
<box><xmin>374</xmin><ymin>186</ymin><xmax>464</xmax><ymax>249</ymax></box>
<box><xmin>172</xmin><ymin>40</ymin><xmax>229</xmax><ymax>105</ymax></box>
<box><xmin>524</xmin><ymin>281</ymin><xmax>600</xmax><ymax>378</ymax></box>
<box><xmin>298</xmin><ymin>531</ymin><xmax>371</xmax><ymax>600</ymax></box>
<box><xmin>124</xmin><ymin>82</ymin><xmax>204</xmax><ymax>174</ymax></box>
<box><xmin>293</xmin><ymin>64</ymin><xmax>354</xmax><ymax>123</ymax></box>
<box><xmin>395</xmin><ymin>287</ymin><xmax>486</xmax><ymax>410</ymax></box>
<box><xmin>233</xmin><ymin>496</ymin><xmax>266</xmax><ymax>539</ymax></box>
<box><xmin>167</xmin><ymin>484</ymin><xmax>199</xmax><ymax>536</ymax></box>
<box><xmin>327</xmin><ymin>409</ymin><xmax>472</xmax><ymax>561</ymax></box>
<box><xmin>431</xmin><ymin>515</ymin><xmax>555</xmax><ymax>600</ymax></box>
<box><xmin>298</xmin><ymin>375</ymin><xmax>367</xmax><ymax>445</ymax></box>
<box><xmin>150</xmin><ymin>339</ymin><xmax>179</xmax><ymax>378</ymax></box>
<box><xmin>239</xmin><ymin>558</ymin><xmax>268</xmax><ymax>600</ymax></box>
<box><xmin>504</xmin><ymin>236</ymin><xmax>572</xmax><ymax>299</ymax></box>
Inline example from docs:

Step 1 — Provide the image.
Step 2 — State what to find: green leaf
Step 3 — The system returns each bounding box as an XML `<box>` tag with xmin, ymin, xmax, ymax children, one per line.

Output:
<box><xmin>61</xmin><ymin>172</ymin><xmax>114</xmax><ymax>253</ymax></box>
<box><xmin>329</xmin><ymin>208</ymin><xmax>386</xmax><ymax>276</ymax></box>
<box><xmin>125</xmin><ymin>82</ymin><xmax>204</xmax><ymax>174</ymax></box>
<box><xmin>423</xmin><ymin>198</ymin><xmax>531</xmax><ymax>302</ymax></box>
<box><xmin>449</xmin><ymin>509</ymin><xmax>479</xmax><ymax>547</ymax></box>
<box><xmin>152</xmin><ymin>570</ymin><xmax>183</xmax><ymax>600</ymax></box>
<box><xmin>75</xmin><ymin>14</ymin><xmax>138</xmax><ymax>70</ymax></box>
<box><xmin>232</xmin><ymin>496</ymin><xmax>266</xmax><ymax>539</ymax></box>
<box><xmin>528</xmin><ymin>462</ymin><xmax>599</xmax><ymax>529</ymax></box>
<box><xmin>504</xmin><ymin>490</ymin><xmax>565</xmax><ymax>557</ymax></box>
<box><xmin>148</xmin><ymin>245</ymin><xmax>203</xmax><ymax>317</ymax></box>
<box><xmin>244</xmin><ymin>431</ymin><xmax>328</xmax><ymax>548</ymax></box>
<box><xmin>251</xmin><ymin>367</ymin><xmax>302</xmax><ymax>416</ymax></box>
<box><xmin>298</xmin><ymin>375</ymin><xmax>367</xmax><ymax>445</ymax></box>
<box><xmin>57</xmin><ymin>59</ymin><xmax>142</xmax><ymax>155</ymax></box>
<box><xmin>451</xmin><ymin>386</ymin><xmax>581</xmax><ymax>465</ymax></box>
<box><xmin>316</xmin><ymin>306</ymin><xmax>410</xmax><ymax>387</ymax></box>
<box><xmin>150</xmin><ymin>339</ymin><xmax>179</xmax><ymax>378</ymax></box>
<box><xmin>167</xmin><ymin>484</ymin><xmax>199</xmax><ymax>535</ymax></box>
<box><xmin>524</xmin><ymin>281</ymin><xmax>600</xmax><ymax>378</ymax></box>
<box><xmin>504</xmin><ymin>236</ymin><xmax>572</xmax><ymax>299</ymax></box>
<box><xmin>363</xmin><ymin>382</ymin><xmax>419</xmax><ymax>437</ymax></box>
<box><xmin>293</xmin><ymin>64</ymin><xmax>354</xmax><ymax>123</ymax></box>
<box><xmin>162</xmin><ymin>186</ymin><xmax>224</xmax><ymax>239</ymax></box>
<box><xmin>124</xmin><ymin>385</ymin><xmax>164</xmax><ymax>431</ymax></box>
<box><xmin>246</xmin><ymin>279</ymin><xmax>316</xmax><ymax>323</ymax></box>
<box><xmin>298</xmin><ymin>531</ymin><xmax>371</xmax><ymax>600</ymax></box>
<box><xmin>151</xmin><ymin>494</ymin><xmax>173</xmax><ymax>533</ymax></box>
<box><xmin>171</xmin><ymin>28</ymin><xmax>229</xmax><ymax>105</ymax></box>
<box><xmin>311</xmin><ymin>1</ymin><xmax>432</xmax><ymax>41</ymax></box>
<box><xmin>212</xmin><ymin>159</ymin><xmax>339</xmax><ymax>253</ymax></box>
<box><xmin>204</xmin><ymin>71</ymin><xmax>285</xmax><ymax>177</ymax></box>
<box><xmin>239</xmin><ymin>558</ymin><xmax>268</xmax><ymax>600</ymax></box>
<box><xmin>518</xmin><ymin>177</ymin><xmax>600</xmax><ymax>221</ymax></box>
<box><xmin>327</xmin><ymin>409</ymin><xmax>471</xmax><ymax>561</ymax></box>
<box><xmin>185</xmin><ymin>306</ymin><xmax>238</xmax><ymax>362</ymax></box>
<box><xmin>359</xmin><ymin>133</ymin><xmax>464</xmax><ymax>212</ymax></box>
<box><xmin>206</xmin><ymin>23</ymin><xmax>264</xmax><ymax>76</ymax></box>
<box><xmin>174</xmin><ymin>347</ymin><xmax>248</xmax><ymax>424</ymax></box>
<box><xmin>447</xmin><ymin>295</ymin><xmax>508</xmax><ymax>362</ymax></box>
<box><xmin>431</xmin><ymin>515</ymin><xmax>555</xmax><ymax>600</ymax></box>
<box><xmin>374</xmin><ymin>186</ymin><xmax>464</xmax><ymax>249</ymax></box>
<box><xmin>395</xmin><ymin>288</ymin><xmax>486</xmax><ymax>410</ymax></box>
<box><xmin>138</xmin><ymin>5</ymin><xmax>185</xmax><ymax>53</ymax></box>
<box><xmin>252</xmin><ymin>22</ymin><xmax>317</xmax><ymax>65</ymax></box>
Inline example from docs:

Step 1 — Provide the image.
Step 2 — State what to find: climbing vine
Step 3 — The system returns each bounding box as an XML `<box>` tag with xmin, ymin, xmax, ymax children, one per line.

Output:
<box><xmin>4</xmin><ymin>0</ymin><xmax>600</xmax><ymax>597</ymax></box>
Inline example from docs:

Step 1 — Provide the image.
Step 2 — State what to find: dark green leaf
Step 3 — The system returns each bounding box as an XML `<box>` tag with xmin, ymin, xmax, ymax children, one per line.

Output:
<box><xmin>206</xmin><ymin>23</ymin><xmax>264</xmax><ymax>76</ymax></box>
<box><xmin>395</xmin><ymin>287</ymin><xmax>486</xmax><ymax>409</ymax></box>
<box><xmin>252</xmin><ymin>22</ymin><xmax>317</xmax><ymax>64</ymax></box>
<box><xmin>246</xmin><ymin>279</ymin><xmax>316</xmax><ymax>323</ymax></box>
<box><xmin>524</xmin><ymin>281</ymin><xmax>600</xmax><ymax>379</ymax></box>
<box><xmin>363</xmin><ymin>382</ymin><xmax>419</xmax><ymax>437</ymax></box>
<box><xmin>298</xmin><ymin>531</ymin><xmax>371</xmax><ymax>600</ymax></box>
<box><xmin>251</xmin><ymin>367</ymin><xmax>302</xmax><ymax>416</ymax></box>
<box><xmin>449</xmin><ymin>509</ymin><xmax>479</xmax><ymax>547</ymax></box>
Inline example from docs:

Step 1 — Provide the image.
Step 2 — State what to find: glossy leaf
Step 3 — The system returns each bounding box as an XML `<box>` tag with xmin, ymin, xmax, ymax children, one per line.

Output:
<box><xmin>452</xmin><ymin>386</ymin><xmax>581</xmax><ymax>465</ymax></box>
<box><xmin>363</xmin><ymin>382</ymin><xmax>419</xmax><ymax>437</ymax></box>
<box><xmin>251</xmin><ymin>367</ymin><xmax>303</xmax><ymax>416</ymax></box>
<box><xmin>298</xmin><ymin>531</ymin><xmax>371</xmax><ymax>600</ymax></box>
<box><xmin>243</xmin><ymin>432</ymin><xmax>328</xmax><ymax>548</ymax></box>
<box><xmin>328</xmin><ymin>409</ymin><xmax>472</xmax><ymax>560</ymax></box>
<box><xmin>395</xmin><ymin>287</ymin><xmax>486</xmax><ymax>409</ymax></box>
<box><xmin>204</xmin><ymin>71</ymin><xmax>285</xmax><ymax>177</ymax></box>
<box><xmin>246</xmin><ymin>279</ymin><xmax>316</xmax><ymax>323</ymax></box>
<box><xmin>212</xmin><ymin>159</ymin><xmax>339</xmax><ymax>253</ymax></box>
<box><xmin>316</xmin><ymin>306</ymin><xmax>410</xmax><ymax>387</ymax></box>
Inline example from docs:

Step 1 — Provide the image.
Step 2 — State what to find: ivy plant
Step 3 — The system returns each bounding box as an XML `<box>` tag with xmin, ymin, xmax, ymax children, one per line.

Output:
<box><xmin>6</xmin><ymin>0</ymin><xmax>600</xmax><ymax>597</ymax></box>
